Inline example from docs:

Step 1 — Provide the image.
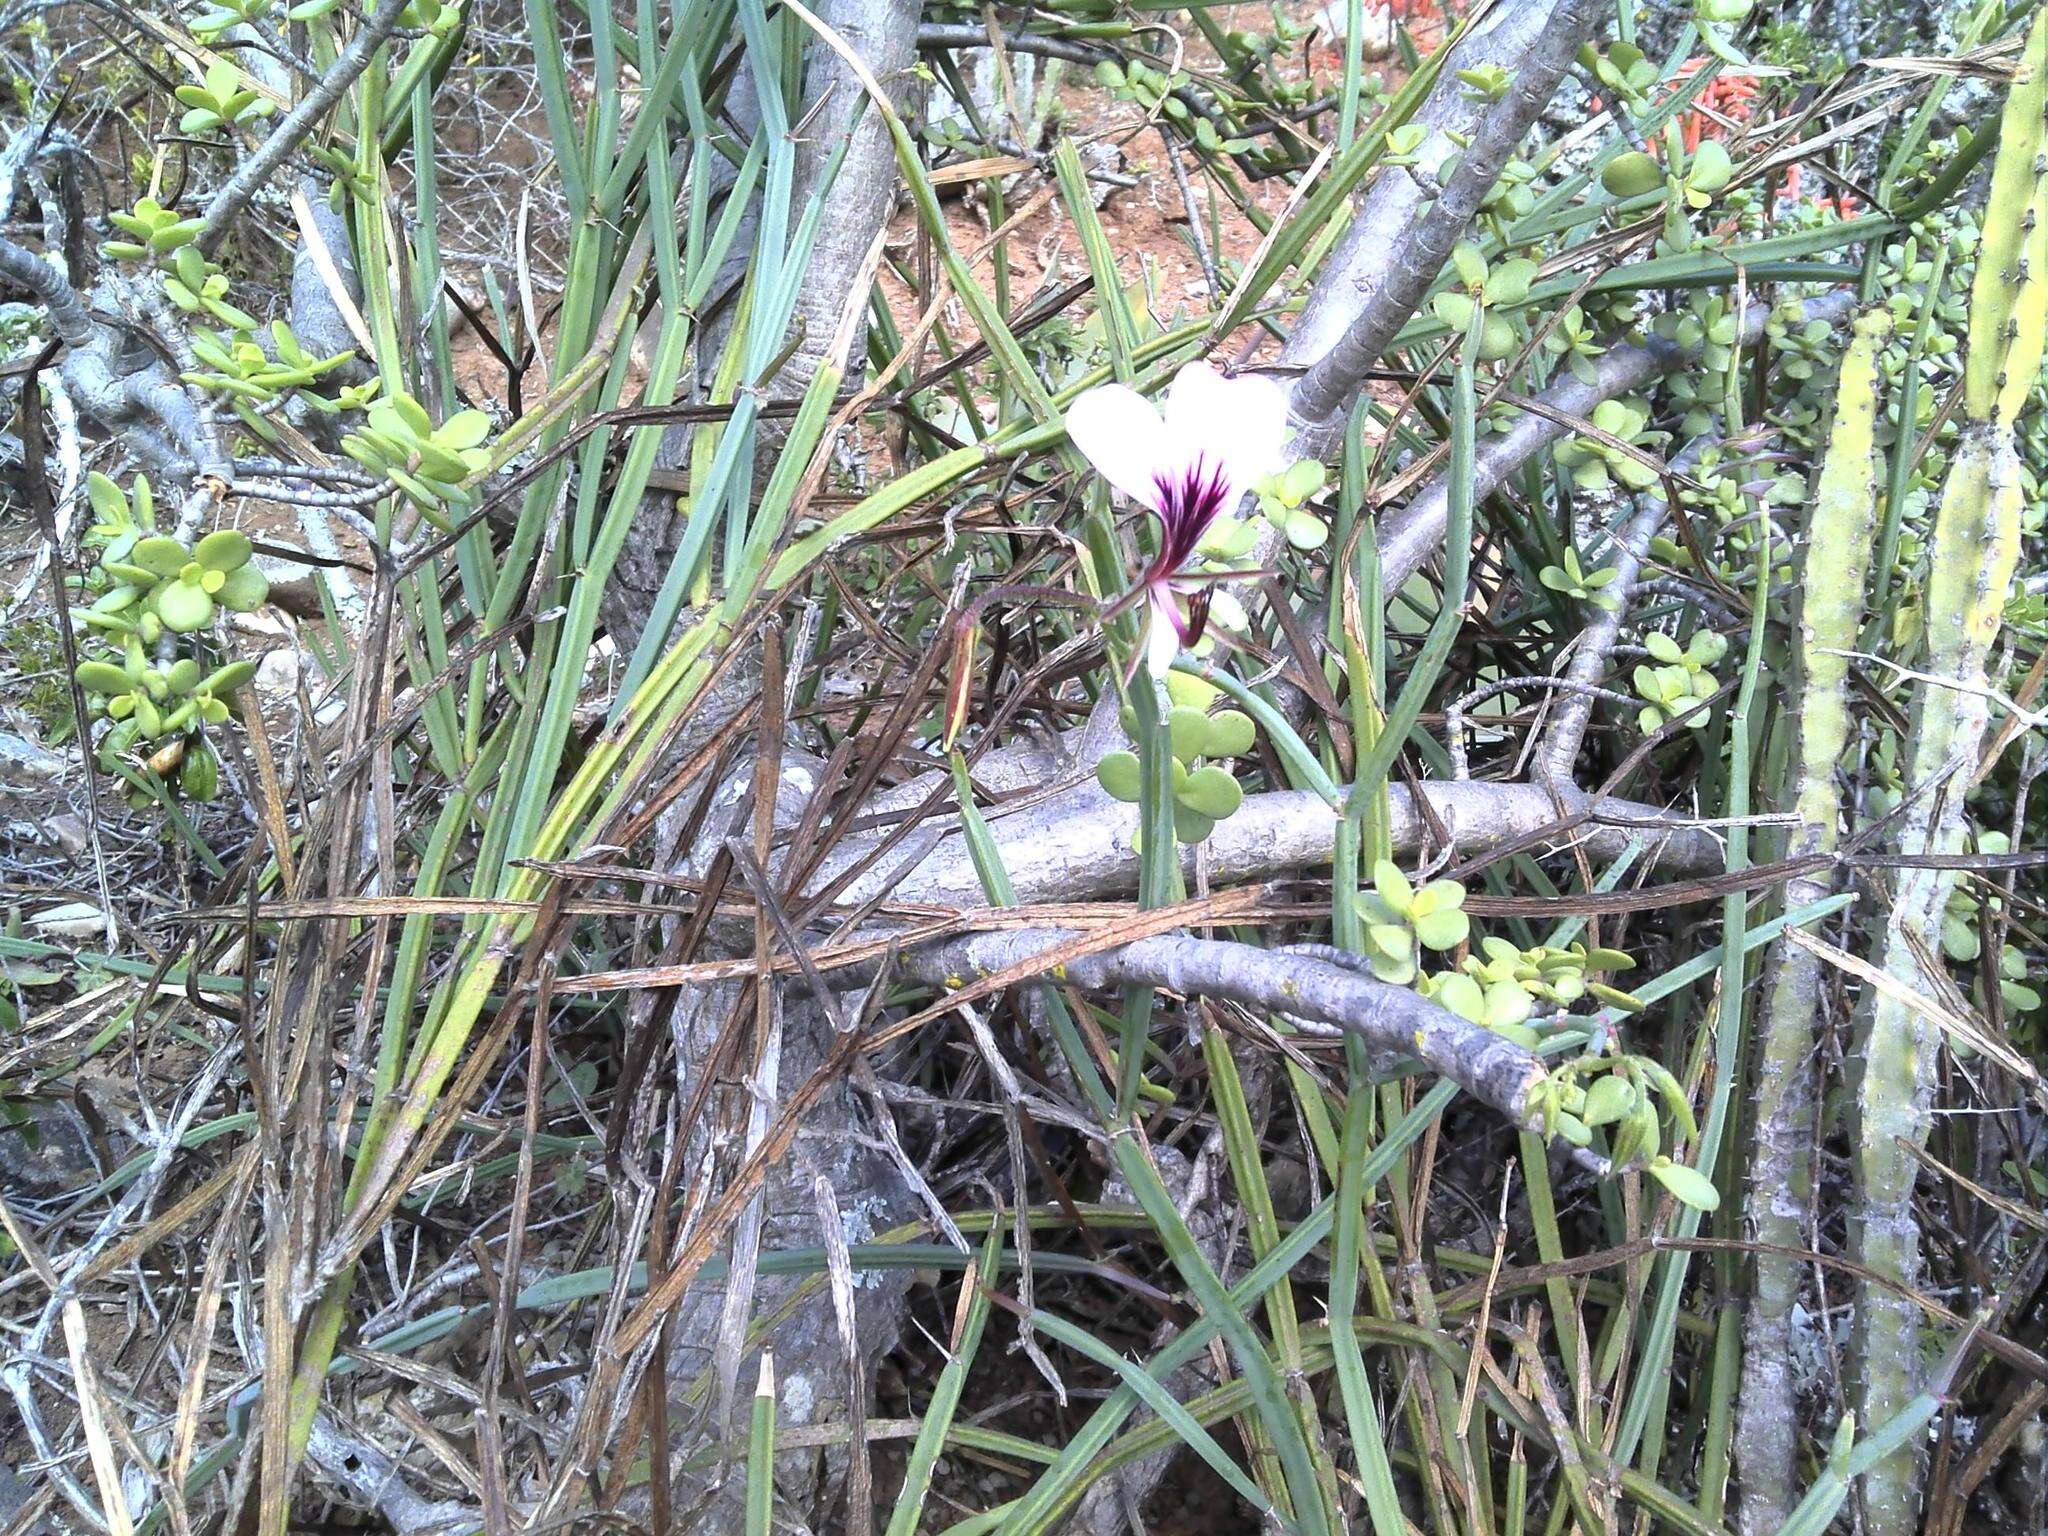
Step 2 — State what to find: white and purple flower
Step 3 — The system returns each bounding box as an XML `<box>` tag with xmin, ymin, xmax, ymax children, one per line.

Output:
<box><xmin>1065</xmin><ymin>362</ymin><xmax>1291</xmax><ymax>676</ymax></box>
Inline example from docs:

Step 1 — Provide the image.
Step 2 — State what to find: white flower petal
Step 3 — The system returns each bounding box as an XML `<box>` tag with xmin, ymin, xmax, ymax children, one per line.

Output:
<box><xmin>1065</xmin><ymin>383</ymin><xmax>1173</xmax><ymax>511</ymax></box>
<box><xmin>1145</xmin><ymin>593</ymin><xmax>1184</xmax><ymax>677</ymax></box>
<box><xmin>1163</xmin><ymin>363</ymin><xmax>1292</xmax><ymax>509</ymax></box>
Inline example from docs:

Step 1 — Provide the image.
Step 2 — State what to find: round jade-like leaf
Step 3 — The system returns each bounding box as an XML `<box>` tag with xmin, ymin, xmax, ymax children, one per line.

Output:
<box><xmin>1602</xmin><ymin>150</ymin><xmax>1663</xmax><ymax>198</ymax></box>
<box><xmin>1166</xmin><ymin>705</ymin><xmax>1210</xmax><ymax>763</ymax></box>
<box><xmin>1203</xmin><ymin>709</ymin><xmax>1255</xmax><ymax>758</ymax></box>
<box><xmin>132</xmin><ymin>535</ymin><xmax>189</xmax><ymax>578</ymax></box>
<box><xmin>1176</xmin><ymin>764</ymin><xmax>1242</xmax><ymax>820</ymax></box>
<box><xmin>1580</xmin><ymin>1074</ymin><xmax>1637</xmax><ymax>1127</ymax></box>
<box><xmin>1095</xmin><ymin>750</ymin><xmax>1142</xmax><ymax>802</ymax></box>
<box><xmin>195</xmin><ymin>528</ymin><xmax>253</xmax><ymax>572</ymax></box>
<box><xmin>156</xmin><ymin>578</ymin><xmax>216</xmax><ymax>633</ymax></box>
<box><xmin>215</xmin><ymin>563</ymin><xmax>270</xmax><ymax>612</ymax></box>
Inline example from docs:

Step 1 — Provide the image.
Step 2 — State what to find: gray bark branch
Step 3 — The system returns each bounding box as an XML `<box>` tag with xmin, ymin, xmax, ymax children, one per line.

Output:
<box><xmin>1374</xmin><ymin>291</ymin><xmax>1859</xmax><ymax>594</ymax></box>
<box><xmin>901</xmin><ymin>928</ymin><xmax>1576</xmax><ymax>1148</ymax></box>
<box><xmin>196</xmin><ymin>0</ymin><xmax>413</xmax><ymax>257</ymax></box>
<box><xmin>1281</xmin><ymin>0</ymin><xmax>1609</xmax><ymax>453</ymax></box>
<box><xmin>816</xmin><ymin>778</ymin><xmax>1725</xmax><ymax>913</ymax></box>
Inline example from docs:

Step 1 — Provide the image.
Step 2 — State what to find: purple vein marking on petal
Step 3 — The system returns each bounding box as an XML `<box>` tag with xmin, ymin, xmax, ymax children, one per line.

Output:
<box><xmin>1149</xmin><ymin>454</ymin><xmax>1234</xmax><ymax>574</ymax></box>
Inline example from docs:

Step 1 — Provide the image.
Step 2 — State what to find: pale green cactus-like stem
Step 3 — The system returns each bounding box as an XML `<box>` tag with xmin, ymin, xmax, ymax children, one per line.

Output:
<box><xmin>1966</xmin><ymin>11</ymin><xmax>2048</xmax><ymax>425</ymax></box>
<box><xmin>1850</xmin><ymin>420</ymin><xmax>2028</xmax><ymax>1534</ymax></box>
<box><xmin>1848</xmin><ymin>19</ymin><xmax>2045</xmax><ymax>1529</ymax></box>
<box><xmin>1736</xmin><ymin>307</ymin><xmax>1889</xmax><ymax>1536</ymax></box>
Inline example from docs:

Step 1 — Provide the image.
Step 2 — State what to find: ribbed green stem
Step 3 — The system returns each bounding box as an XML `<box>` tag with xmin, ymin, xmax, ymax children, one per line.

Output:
<box><xmin>1849</xmin><ymin>422</ymin><xmax>2027</xmax><ymax>1533</ymax></box>
<box><xmin>1850</xmin><ymin>16</ymin><xmax>2046</xmax><ymax>1525</ymax></box>
<box><xmin>1736</xmin><ymin>307</ymin><xmax>1890</xmax><ymax>1536</ymax></box>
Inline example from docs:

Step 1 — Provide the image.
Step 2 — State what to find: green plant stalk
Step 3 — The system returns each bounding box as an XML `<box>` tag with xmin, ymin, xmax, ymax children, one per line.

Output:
<box><xmin>949</xmin><ymin>1306</ymin><xmax>1728</xmax><ymax>1536</ymax></box>
<box><xmin>948</xmin><ymin>750</ymin><xmax>1401</xmax><ymax>1536</ymax></box>
<box><xmin>1118</xmin><ymin>677</ymin><xmax>1176</xmax><ymax>1115</ymax></box>
<box><xmin>1326</xmin><ymin>818</ymin><xmax>1407</xmax><ymax>1536</ymax></box>
<box><xmin>1026</xmin><ymin>1306</ymin><xmax>1275</xmax><ymax>1514</ymax></box>
<box><xmin>1342</xmin><ymin>305</ymin><xmax>1479</xmax><ymax>821</ymax></box>
<box><xmin>882</xmin><ymin>1222</ymin><xmax>1003</xmax><ymax>1536</ymax></box>
<box><xmin>1201</xmin><ymin>1020</ymin><xmax>1341</xmax><ymax>1525</ymax></box>
<box><xmin>1324</xmin><ymin>443</ymin><xmax>1409</xmax><ymax>1531</ymax></box>
<box><xmin>615</xmin><ymin>90</ymin><xmax>860</xmax><ymax>695</ymax></box>
<box><xmin>1736</xmin><ymin>306</ymin><xmax>1890</xmax><ymax>1535</ymax></box>
<box><xmin>1053</xmin><ymin>138</ymin><xmax>1138</xmax><ymax>381</ymax></box>
<box><xmin>1866</xmin><ymin>241</ymin><xmax>1950</xmax><ymax>642</ymax></box>
<box><xmin>1850</xmin><ymin>424</ymin><xmax>2028</xmax><ymax>1533</ymax></box>
<box><xmin>1098</xmin><ymin>1127</ymin><xmax>1330</xmax><ymax>1533</ymax></box>
<box><xmin>993</xmin><ymin>1086</ymin><xmax>1457</xmax><ymax>1536</ymax></box>
<box><xmin>525</xmin><ymin>0</ymin><xmax>590</xmax><ymax>215</ymax></box>
<box><xmin>745</xmin><ymin>1355</ymin><xmax>777</xmax><ymax>1536</ymax></box>
<box><xmin>282</xmin><ymin>346</ymin><xmax>843</xmax><ymax>1480</ymax></box>
<box><xmin>1769</xmin><ymin>1395</ymin><xmax>1943</xmax><ymax>1536</ymax></box>
<box><xmin>1617</xmin><ymin>465</ymin><xmax>1774</xmax><ymax>1475</ymax></box>
<box><xmin>1850</xmin><ymin>14</ymin><xmax>2044</xmax><ymax>1523</ymax></box>
<box><xmin>283</xmin><ymin>609</ymin><xmax>731</xmax><ymax>1459</ymax></box>
<box><xmin>497</xmin><ymin>153</ymin><xmax>695</xmax><ymax>868</ymax></box>
<box><xmin>1326</xmin><ymin>1041</ymin><xmax>1411</xmax><ymax>1536</ymax></box>
<box><xmin>1209</xmin><ymin>31</ymin><xmax>1457</xmax><ymax>341</ymax></box>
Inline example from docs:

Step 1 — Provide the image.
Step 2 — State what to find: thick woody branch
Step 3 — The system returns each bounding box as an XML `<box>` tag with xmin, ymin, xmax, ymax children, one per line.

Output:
<box><xmin>0</xmin><ymin>236</ymin><xmax>97</xmax><ymax>347</ymax></box>
<box><xmin>817</xmin><ymin>778</ymin><xmax>1723</xmax><ymax>911</ymax></box>
<box><xmin>902</xmin><ymin>928</ymin><xmax>1581</xmax><ymax>1152</ymax></box>
<box><xmin>1375</xmin><ymin>291</ymin><xmax>1860</xmax><ymax>593</ymax></box>
<box><xmin>0</xmin><ymin>239</ymin><xmax>226</xmax><ymax>479</ymax></box>
<box><xmin>1283</xmin><ymin>0</ymin><xmax>1608</xmax><ymax>452</ymax></box>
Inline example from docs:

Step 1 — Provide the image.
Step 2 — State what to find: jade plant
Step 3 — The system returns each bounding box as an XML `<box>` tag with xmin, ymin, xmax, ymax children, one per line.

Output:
<box><xmin>1539</xmin><ymin>546</ymin><xmax>1620</xmax><ymax>610</ymax></box>
<box><xmin>1252</xmin><ymin>459</ymin><xmax>1330</xmax><ymax>552</ymax></box>
<box><xmin>341</xmin><ymin>393</ymin><xmax>494</xmax><ymax>520</ymax></box>
<box><xmin>1358</xmin><ymin>858</ymin><xmax>1469</xmax><ymax>986</ymax></box>
<box><xmin>1097</xmin><ymin>674</ymin><xmax>1257</xmax><ymax>845</ymax></box>
<box><xmin>1431</xmin><ymin>242</ymin><xmax>1538</xmax><ymax>363</ymax></box>
<box><xmin>103</xmin><ymin>199</ymin><xmax>205</xmax><ymax>264</ymax></box>
<box><xmin>1422</xmin><ymin>936</ymin><xmax>1639</xmax><ymax>1042</ymax></box>
<box><xmin>175</xmin><ymin>59</ymin><xmax>275</xmax><ymax>135</ymax></box>
<box><xmin>1555</xmin><ymin>397</ymin><xmax>1663</xmax><ymax>492</ymax></box>
<box><xmin>1634</xmin><ymin>628</ymin><xmax>1727</xmax><ymax>732</ymax></box>
<box><xmin>69</xmin><ymin>473</ymin><xmax>265</xmax><ymax>803</ymax></box>
<box><xmin>190</xmin><ymin>0</ymin><xmax>273</xmax><ymax>40</ymax></box>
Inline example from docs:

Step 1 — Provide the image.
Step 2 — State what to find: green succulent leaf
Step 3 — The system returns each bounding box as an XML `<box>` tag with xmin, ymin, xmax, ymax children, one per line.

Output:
<box><xmin>215</xmin><ymin>563</ymin><xmax>270</xmax><ymax>612</ymax></box>
<box><xmin>1650</xmin><ymin>1159</ymin><xmax>1721</xmax><ymax>1212</ymax></box>
<box><xmin>1202</xmin><ymin>709</ymin><xmax>1256</xmax><ymax>758</ymax></box>
<box><xmin>1177</xmin><ymin>765</ymin><xmax>1244</xmax><ymax>820</ymax></box>
<box><xmin>1581</xmin><ymin>1074</ymin><xmax>1638</xmax><ymax>1127</ymax></box>
<box><xmin>155</xmin><ymin>579</ymin><xmax>216</xmax><ymax>633</ymax></box>
<box><xmin>1095</xmin><ymin>750</ymin><xmax>1142</xmax><ymax>802</ymax></box>
<box><xmin>75</xmin><ymin>661</ymin><xmax>132</xmax><ymax>695</ymax></box>
<box><xmin>132</xmin><ymin>536</ymin><xmax>189</xmax><ymax>578</ymax></box>
<box><xmin>195</xmin><ymin>528</ymin><xmax>254</xmax><ymax>572</ymax></box>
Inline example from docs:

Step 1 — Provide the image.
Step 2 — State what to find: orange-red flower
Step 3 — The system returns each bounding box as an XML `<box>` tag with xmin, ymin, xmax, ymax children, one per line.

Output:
<box><xmin>1674</xmin><ymin>57</ymin><xmax>1759</xmax><ymax>153</ymax></box>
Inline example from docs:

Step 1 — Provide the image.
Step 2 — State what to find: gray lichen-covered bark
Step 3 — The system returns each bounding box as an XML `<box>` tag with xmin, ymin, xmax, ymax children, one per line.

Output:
<box><xmin>812</xmin><ymin>776</ymin><xmax>1725</xmax><ymax>912</ymax></box>
<box><xmin>904</xmin><ymin>927</ymin><xmax>1557</xmax><ymax>1132</ymax></box>
<box><xmin>642</xmin><ymin>749</ymin><xmax>915</xmax><ymax>1522</ymax></box>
